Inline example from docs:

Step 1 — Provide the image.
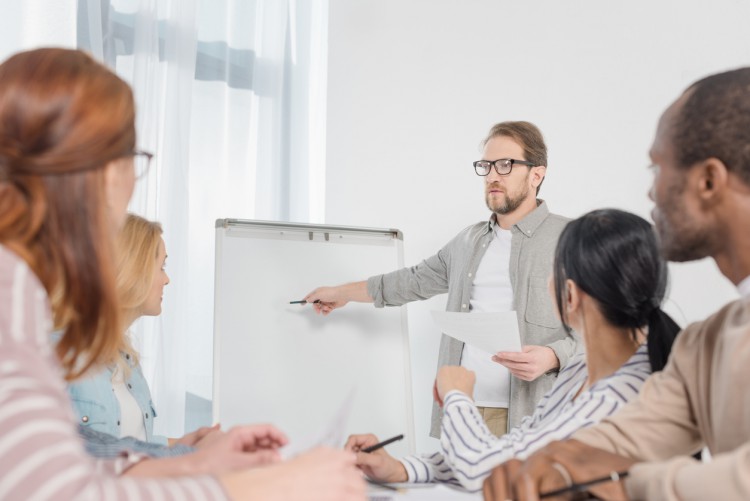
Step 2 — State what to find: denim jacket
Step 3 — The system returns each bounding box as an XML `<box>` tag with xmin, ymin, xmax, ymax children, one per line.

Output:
<box><xmin>51</xmin><ymin>328</ymin><xmax>167</xmax><ymax>445</ymax></box>
<box><xmin>66</xmin><ymin>354</ymin><xmax>166</xmax><ymax>444</ymax></box>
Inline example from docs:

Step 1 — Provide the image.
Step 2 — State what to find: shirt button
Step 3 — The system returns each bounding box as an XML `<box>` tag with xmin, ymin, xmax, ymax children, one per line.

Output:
<box><xmin>117</xmin><ymin>420</ymin><xmax>121</xmax><ymax>426</ymax></box>
<box><xmin>462</xmin><ymin>304</ymin><xmax>467</xmax><ymax>309</ymax></box>
<box><xmin>145</xmin><ymin>413</ymin><xmax>149</xmax><ymax>419</ymax></box>
<box><xmin>527</xmin><ymin>230</ymin><xmax>531</xmax><ymax>234</ymax></box>
<box><xmin>127</xmin><ymin>384</ymin><xmax>132</xmax><ymax>389</ymax></box>
<box><xmin>468</xmin><ymin>273</ymin><xmax>472</xmax><ymax>278</ymax></box>
<box><xmin>81</xmin><ymin>416</ymin><xmax>89</xmax><ymax>423</ymax></box>
<box><xmin>482</xmin><ymin>244</ymin><xmax>486</xmax><ymax>248</ymax></box>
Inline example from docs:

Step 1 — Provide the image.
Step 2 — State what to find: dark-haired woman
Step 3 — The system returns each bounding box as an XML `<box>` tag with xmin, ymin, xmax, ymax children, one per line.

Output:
<box><xmin>345</xmin><ymin>209</ymin><xmax>680</xmax><ymax>492</ymax></box>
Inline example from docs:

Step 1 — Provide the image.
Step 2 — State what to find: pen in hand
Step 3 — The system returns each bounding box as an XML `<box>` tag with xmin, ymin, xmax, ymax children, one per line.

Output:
<box><xmin>361</xmin><ymin>434</ymin><xmax>404</xmax><ymax>453</ymax></box>
<box><xmin>540</xmin><ymin>470</ymin><xmax>629</xmax><ymax>499</ymax></box>
<box><xmin>289</xmin><ymin>299</ymin><xmax>321</xmax><ymax>305</ymax></box>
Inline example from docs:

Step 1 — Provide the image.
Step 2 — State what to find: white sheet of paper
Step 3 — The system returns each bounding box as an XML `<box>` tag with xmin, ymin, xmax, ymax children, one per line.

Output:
<box><xmin>431</xmin><ymin>310</ymin><xmax>522</xmax><ymax>354</ymax></box>
<box><xmin>281</xmin><ymin>388</ymin><xmax>356</xmax><ymax>459</ymax></box>
<box><xmin>367</xmin><ymin>482</ymin><xmax>481</xmax><ymax>500</ymax></box>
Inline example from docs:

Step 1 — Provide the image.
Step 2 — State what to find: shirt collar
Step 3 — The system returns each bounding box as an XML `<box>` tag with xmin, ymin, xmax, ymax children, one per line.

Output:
<box><xmin>738</xmin><ymin>275</ymin><xmax>750</xmax><ymax>298</ymax></box>
<box><xmin>516</xmin><ymin>199</ymin><xmax>550</xmax><ymax>236</ymax></box>
<box><xmin>486</xmin><ymin>199</ymin><xmax>550</xmax><ymax>236</ymax></box>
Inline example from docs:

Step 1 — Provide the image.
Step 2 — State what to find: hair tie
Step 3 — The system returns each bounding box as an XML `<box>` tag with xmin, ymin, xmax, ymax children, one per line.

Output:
<box><xmin>640</xmin><ymin>297</ymin><xmax>660</xmax><ymax>314</ymax></box>
<box><xmin>645</xmin><ymin>298</ymin><xmax>662</xmax><ymax>320</ymax></box>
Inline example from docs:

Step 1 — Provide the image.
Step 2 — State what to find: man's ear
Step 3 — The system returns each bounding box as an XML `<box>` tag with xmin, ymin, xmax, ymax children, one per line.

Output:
<box><xmin>530</xmin><ymin>165</ymin><xmax>546</xmax><ymax>189</ymax></box>
<box><xmin>696</xmin><ymin>158</ymin><xmax>729</xmax><ymax>202</ymax></box>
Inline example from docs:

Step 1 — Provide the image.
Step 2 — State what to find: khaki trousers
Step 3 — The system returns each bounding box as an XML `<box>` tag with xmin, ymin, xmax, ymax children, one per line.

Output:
<box><xmin>476</xmin><ymin>406</ymin><xmax>509</xmax><ymax>436</ymax></box>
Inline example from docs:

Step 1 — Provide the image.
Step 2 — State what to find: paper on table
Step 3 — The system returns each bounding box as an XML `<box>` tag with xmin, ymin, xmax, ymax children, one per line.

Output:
<box><xmin>431</xmin><ymin>310</ymin><xmax>522</xmax><ymax>354</ymax></box>
<box><xmin>282</xmin><ymin>388</ymin><xmax>355</xmax><ymax>459</ymax></box>
<box><xmin>367</xmin><ymin>483</ymin><xmax>481</xmax><ymax>500</ymax></box>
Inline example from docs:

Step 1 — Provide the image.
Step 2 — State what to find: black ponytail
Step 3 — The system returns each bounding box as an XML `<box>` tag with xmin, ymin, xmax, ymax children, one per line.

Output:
<box><xmin>646</xmin><ymin>308</ymin><xmax>681</xmax><ymax>372</ymax></box>
<box><xmin>553</xmin><ymin>209</ymin><xmax>681</xmax><ymax>372</ymax></box>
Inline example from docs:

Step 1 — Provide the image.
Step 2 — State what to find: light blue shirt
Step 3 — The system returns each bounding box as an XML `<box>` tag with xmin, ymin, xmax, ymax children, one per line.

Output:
<box><xmin>66</xmin><ymin>353</ymin><xmax>167</xmax><ymax>445</ymax></box>
<box><xmin>51</xmin><ymin>330</ymin><xmax>167</xmax><ymax>445</ymax></box>
<box><xmin>79</xmin><ymin>425</ymin><xmax>193</xmax><ymax>458</ymax></box>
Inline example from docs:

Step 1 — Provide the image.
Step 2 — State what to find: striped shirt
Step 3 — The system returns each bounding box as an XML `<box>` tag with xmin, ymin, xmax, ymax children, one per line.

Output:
<box><xmin>400</xmin><ymin>345</ymin><xmax>651</xmax><ymax>491</ymax></box>
<box><xmin>0</xmin><ymin>246</ymin><xmax>227</xmax><ymax>500</ymax></box>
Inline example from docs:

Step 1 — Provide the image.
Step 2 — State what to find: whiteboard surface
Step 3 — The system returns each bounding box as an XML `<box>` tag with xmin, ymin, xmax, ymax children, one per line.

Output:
<box><xmin>213</xmin><ymin>221</ymin><xmax>414</xmax><ymax>457</ymax></box>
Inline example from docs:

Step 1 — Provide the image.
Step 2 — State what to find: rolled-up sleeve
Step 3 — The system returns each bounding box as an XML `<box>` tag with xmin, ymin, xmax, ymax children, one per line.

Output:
<box><xmin>367</xmin><ymin>248</ymin><xmax>451</xmax><ymax>308</ymax></box>
<box><xmin>547</xmin><ymin>335</ymin><xmax>579</xmax><ymax>369</ymax></box>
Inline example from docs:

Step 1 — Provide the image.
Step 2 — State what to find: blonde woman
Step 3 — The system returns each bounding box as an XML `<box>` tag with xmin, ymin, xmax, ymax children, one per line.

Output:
<box><xmin>66</xmin><ymin>214</ymin><xmax>184</xmax><ymax>445</ymax></box>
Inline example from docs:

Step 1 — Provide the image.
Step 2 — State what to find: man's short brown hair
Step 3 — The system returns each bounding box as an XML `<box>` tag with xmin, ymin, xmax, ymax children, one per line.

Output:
<box><xmin>483</xmin><ymin>121</ymin><xmax>548</xmax><ymax>194</ymax></box>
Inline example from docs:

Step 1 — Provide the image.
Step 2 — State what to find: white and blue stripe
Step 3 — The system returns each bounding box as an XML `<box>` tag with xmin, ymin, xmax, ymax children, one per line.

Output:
<box><xmin>399</xmin><ymin>345</ymin><xmax>651</xmax><ymax>492</ymax></box>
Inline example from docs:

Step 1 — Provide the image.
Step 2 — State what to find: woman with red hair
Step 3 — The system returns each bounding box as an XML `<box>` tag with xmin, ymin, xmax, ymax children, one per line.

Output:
<box><xmin>0</xmin><ymin>47</ymin><xmax>363</xmax><ymax>501</ymax></box>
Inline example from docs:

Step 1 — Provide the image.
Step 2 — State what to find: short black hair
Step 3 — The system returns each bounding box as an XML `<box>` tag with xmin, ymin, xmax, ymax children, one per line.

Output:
<box><xmin>674</xmin><ymin>67</ymin><xmax>750</xmax><ymax>186</ymax></box>
<box><xmin>553</xmin><ymin>209</ymin><xmax>681</xmax><ymax>372</ymax></box>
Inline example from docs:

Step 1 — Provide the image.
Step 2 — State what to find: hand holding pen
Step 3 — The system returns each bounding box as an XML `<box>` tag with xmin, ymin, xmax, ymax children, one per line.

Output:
<box><xmin>344</xmin><ymin>433</ymin><xmax>407</xmax><ymax>483</ymax></box>
<box><xmin>482</xmin><ymin>440</ymin><xmax>633</xmax><ymax>501</ymax></box>
<box><xmin>290</xmin><ymin>290</ymin><xmax>338</xmax><ymax>314</ymax></box>
<box><xmin>300</xmin><ymin>285</ymin><xmax>349</xmax><ymax>314</ymax></box>
<box><xmin>300</xmin><ymin>281</ymin><xmax>372</xmax><ymax>315</ymax></box>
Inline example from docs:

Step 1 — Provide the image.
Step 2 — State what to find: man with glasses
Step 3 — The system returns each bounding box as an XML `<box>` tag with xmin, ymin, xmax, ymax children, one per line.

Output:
<box><xmin>305</xmin><ymin>121</ymin><xmax>576</xmax><ymax>437</ymax></box>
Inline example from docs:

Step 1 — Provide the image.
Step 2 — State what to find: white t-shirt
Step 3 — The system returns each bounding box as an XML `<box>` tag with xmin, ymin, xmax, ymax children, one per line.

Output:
<box><xmin>738</xmin><ymin>275</ymin><xmax>750</xmax><ymax>298</ymax></box>
<box><xmin>460</xmin><ymin>224</ymin><xmax>514</xmax><ymax>408</ymax></box>
<box><xmin>111</xmin><ymin>366</ymin><xmax>147</xmax><ymax>441</ymax></box>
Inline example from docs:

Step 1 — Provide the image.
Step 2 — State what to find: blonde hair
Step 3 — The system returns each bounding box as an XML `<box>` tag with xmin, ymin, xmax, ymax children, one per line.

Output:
<box><xmin>114</xmin><ymin>213</ymin><xmax>164</xmax><ymax>369</ymax></box>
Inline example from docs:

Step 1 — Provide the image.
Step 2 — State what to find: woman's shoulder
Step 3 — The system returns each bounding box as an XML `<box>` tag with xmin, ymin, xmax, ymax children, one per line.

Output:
<box><xmin>558</xmin><ymin>351</ymin><xmax>586</xmax><ymax>377</ymax></box>
<box><xmin>590</xmin><ymin>346</ymin><xmax>652</xmax><ymax>401</ymax></box>
<box><xmin>0</xmin><ymin>245</ymin><xmax>52</xmax><ymax>346</ymax></box>
<box><xmin>0</xmin><ymin>244</ymin><xmax>39</xmax><ymax>283</ymax></box>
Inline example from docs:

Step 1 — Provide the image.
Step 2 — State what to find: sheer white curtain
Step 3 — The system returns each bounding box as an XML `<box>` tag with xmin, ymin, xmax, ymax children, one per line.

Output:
<box><xmin>0</xmin><ymin>2</ymin><xmax>76</xmax><ymax>62</ymax></box>
<box><xmin>78</xmin><ymin>0</ymin><xmax>328</xmax><ymax>436</ymax></box>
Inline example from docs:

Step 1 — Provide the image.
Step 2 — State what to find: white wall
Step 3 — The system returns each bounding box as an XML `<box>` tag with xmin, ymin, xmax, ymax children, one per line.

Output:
<box><xmin>326</xmin><ymin>0</ymin><xmax>749</xmax><ymax>453</ymax></box>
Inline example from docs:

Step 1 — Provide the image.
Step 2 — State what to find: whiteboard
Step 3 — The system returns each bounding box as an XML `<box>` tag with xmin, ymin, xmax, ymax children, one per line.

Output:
<box><xmin>213</xmin><ymin>219</ymin><xmax>415</xmax><ymax>457</ymax></box>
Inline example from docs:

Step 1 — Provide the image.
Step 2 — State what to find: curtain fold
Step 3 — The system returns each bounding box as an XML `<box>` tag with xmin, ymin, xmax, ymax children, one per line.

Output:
<box><xmin>78</xmin><ymin>0</ymin><xmax>328</xmax><ymax>437</ymax></box>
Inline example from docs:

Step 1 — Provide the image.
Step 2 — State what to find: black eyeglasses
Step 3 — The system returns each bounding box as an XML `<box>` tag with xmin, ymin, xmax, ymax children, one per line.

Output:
<box><xmin>473</xmin><ymin>158</ymin><xmax>535</xmax><ymax>176</ymax></box>
<box><xmin>129</xmin><ymin>150</ymin><xmax>154</xmax><ymax>179</ymax></box>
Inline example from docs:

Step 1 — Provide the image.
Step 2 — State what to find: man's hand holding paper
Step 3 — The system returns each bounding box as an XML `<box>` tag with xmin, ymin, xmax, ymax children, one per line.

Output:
<box><xmin>431</xmin><ymin>310</ymin><xmax>558</xmax><ymax>382</ymax></box>
<box><xmin>492</xmin><ymin>345</ymin><xmax>560</xmax><ymax>381</ymax></box>
<box><xmin>430</xmin><ymin>311</ymin><xmax>523</xmax><ymax>354</ymax></box>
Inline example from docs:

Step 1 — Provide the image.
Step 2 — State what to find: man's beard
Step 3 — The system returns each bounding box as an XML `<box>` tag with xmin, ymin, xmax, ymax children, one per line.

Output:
<box><xmin>653</xmin><ymin>209</ymin><xmax>714</xmax><ymax>262</ymax></box>
<box><xmin>653</xmin><ymin>182</ymin><xmax>714</xmax><ymax>262</ymax></box>
<box><xmin>486</xmin><ymin>183</ymin><xmax>531</xmax><ymax>215</ymax></box>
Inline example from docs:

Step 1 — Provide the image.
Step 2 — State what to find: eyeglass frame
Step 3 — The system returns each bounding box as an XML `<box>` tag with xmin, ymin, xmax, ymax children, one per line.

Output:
<box><xmin>473</xmin><ymin>158</ymin><xmax>536</xmax><ymax>176</ymax></box>
<box><xmin>129</xmin><ymin>149</ymin><xmax>154</xmax><ymax>179</ymax></box>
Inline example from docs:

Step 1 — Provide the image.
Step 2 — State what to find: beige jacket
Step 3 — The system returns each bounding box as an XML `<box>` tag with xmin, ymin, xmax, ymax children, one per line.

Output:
<box><xmin>574</xmin><ymin>297</ymin><xmax>750</xmax><ymax>500</ymax></box>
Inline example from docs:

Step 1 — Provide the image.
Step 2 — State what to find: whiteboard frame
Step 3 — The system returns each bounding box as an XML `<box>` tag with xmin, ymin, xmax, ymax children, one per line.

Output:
<box><xmin>212</xmin><ymin>218</ymin><xmax>415</xmax><ymax>454</ymax></box>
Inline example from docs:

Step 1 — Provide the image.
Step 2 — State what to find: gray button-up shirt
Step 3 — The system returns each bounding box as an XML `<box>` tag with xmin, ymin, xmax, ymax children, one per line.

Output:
<box><xmin>367</xmin><ymin>200</ymin><xmax>578</xmax><ymax>436</ymax></box>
